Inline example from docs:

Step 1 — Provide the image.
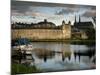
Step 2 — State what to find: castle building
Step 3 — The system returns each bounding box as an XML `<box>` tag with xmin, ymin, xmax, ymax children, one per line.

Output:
<box><xmin>12</xmin><ymin>19</ymin><xmax>71</xmax><ymax>40</ymax></box>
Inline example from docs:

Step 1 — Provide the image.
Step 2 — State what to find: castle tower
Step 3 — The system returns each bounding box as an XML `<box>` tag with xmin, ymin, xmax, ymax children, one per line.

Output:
<box><xmin>62</xmin><ymin>20</ymin><xmax>66</xmax><ymax>30</ymax></box>
<box><xmin>62</xmin><ymin>20</ymin><xmax>71</xmax><ymax>39</ymax></box>
<box><xmin>62</xmin><ymin>20</ymin><xmax>65</xmax><ymax>25</ymax></box>
<box><xmin>68</xmin><ymin>21</ymin><xmax>71</xmax><ymax>25</ymax></box>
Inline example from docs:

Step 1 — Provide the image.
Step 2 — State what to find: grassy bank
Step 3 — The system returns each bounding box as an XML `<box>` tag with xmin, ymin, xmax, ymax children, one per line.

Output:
<box><xmin>12</xmin><ymin>38</ymin><xmax>95</xmax><ymax>45</ymax></box>
<box><xmin>70</xmin><ymin>39</ymin><xmax>95</xmax><ymax>45</ymax></box>
<box><xmin>29</xmin><ymin>39</ymin><xmax>95</xmax><ymax>45</ymax></box>
<box><xmin>11</xmin><ymin>63</ymin><xmax>41</xmax><ymax>74</ymax></box>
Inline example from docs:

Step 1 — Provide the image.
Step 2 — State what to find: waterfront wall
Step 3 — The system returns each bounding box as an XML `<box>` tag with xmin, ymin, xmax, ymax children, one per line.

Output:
<box><xmin>12</xmin><ymin>24</ymin><xmax>71</xmax><ymax>40</ymax></box>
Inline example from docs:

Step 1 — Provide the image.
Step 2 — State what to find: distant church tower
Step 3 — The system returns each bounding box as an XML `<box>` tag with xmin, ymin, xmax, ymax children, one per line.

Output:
<box><xmin>74</xmin><ymin>15</ymin><xmax>81</xmax><ymax>23</ymax></box>
<box><xmin>74</xmin><ymin>15</ymin><xmax>78</xmax><ymax>26</ymax></box>
<box><xmin>79</xmin><ymin>15</ymin><xmax>81</xmax><ymax>22</ymax></box>
<box><xmin>75</xmin><ymin>15</ymin><xmax>77</xmax><ymax>23</ymax></box>
<box><xmin>74</xmin><ymin>15</ymin><xmax>81</xmax><ymax>25</ymax></box>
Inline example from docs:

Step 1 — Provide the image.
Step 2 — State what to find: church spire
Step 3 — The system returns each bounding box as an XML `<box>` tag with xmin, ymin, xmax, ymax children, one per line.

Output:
<box><xmin>75</xmin><ymin>15</ymin><xmax>76</xmax><ymax>23</ymax></box>
<box><xmin>79</xmin><ymin>15</ymin><xmax>81</xmax><ymax>22</ymax></box>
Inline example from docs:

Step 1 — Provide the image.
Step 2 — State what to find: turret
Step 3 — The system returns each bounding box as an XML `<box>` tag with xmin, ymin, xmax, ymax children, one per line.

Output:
<box><xmin>62</xmin><ymin>20</ymin><xmax>65</xmax><ymax>25</ymax></box>
<box><xmin>68</xmin><ymin>21</ymin><xmax>71</xmax><ymax>25</ymax></box>
<box><xmin>44</xmin><ymin>19</ymin><xmax>47</xmax><ymax>23</ymax></box>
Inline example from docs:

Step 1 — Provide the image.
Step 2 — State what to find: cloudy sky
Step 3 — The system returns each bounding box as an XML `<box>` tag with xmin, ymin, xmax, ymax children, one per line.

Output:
<box><xmin>11</xmin><ymin>1</ymin><xmax>96</xmax><ymax>25</ymax></box>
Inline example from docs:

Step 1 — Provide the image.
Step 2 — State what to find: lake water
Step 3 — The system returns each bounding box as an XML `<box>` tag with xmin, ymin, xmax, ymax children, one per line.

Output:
<box><xmin>28</xmin><ymin>42</ymin><xmax>96</xmax><ymax>72</ymax></box>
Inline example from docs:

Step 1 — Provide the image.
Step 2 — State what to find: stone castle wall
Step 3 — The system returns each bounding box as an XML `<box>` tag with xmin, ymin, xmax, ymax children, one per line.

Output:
<box><xmin>12</xmin><ymin>24</ymin><xmax>71</xmax><ymax>40</ymax></box>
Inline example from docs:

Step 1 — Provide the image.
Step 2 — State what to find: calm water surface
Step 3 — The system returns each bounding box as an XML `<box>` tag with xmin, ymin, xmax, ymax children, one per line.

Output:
<box><xmin>29</xmin><ymin>42</ymin><xmax>95</xmax><ymax>72</ymax></box>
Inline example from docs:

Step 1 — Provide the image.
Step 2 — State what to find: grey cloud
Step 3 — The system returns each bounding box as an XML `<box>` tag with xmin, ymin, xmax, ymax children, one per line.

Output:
<box><xmin>11</xmin><ymin>1</ymin><xmax>31</xmax><ymax>16</ymax></box>
<box><xmin>14</xmin><ymin>1</ymin><xmax>95</xmax><ymax>7</ymax></box>
<box><xmin>55</xmin><ymin>6</ymin><xmax>96</xmax><ymax>17</ymax></box>
<box><xmin>11</xmin><ymin>1</ymin><xmax>96</xmax><ymax>17</ymax></box>
<box><xmin>55</xmin><ymin>8</ymin><xmax>78</xmax><ymax>15</ymax></box>
<box><xmin>81</xmin><ymin>6</ymin><xmax>96</xmax><ymax>17</ymax></box>
<box><xmin>82</xmin><ymin>11</ymin><xmax>96</xmax><ymax>17</ymax></box>
<box><xmin>12</xmin><ymin>1</ymin><xmax>96</xmax><ymax>10</ymax></box>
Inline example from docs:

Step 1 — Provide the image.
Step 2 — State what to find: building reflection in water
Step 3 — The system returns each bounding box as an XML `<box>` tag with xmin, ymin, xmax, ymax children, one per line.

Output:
<box><xmin>33</xmin><ymin>43</ymin><xmax>72</xmax><ymax>62</ymax></box>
